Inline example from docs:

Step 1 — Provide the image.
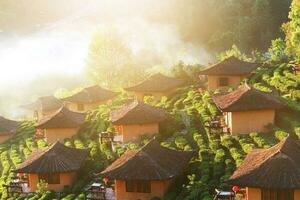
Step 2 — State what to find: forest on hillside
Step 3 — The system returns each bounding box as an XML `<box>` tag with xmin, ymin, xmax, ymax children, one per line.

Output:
<box><xmin>0</xmin><ymin>0</ymin><xmax>300</xmax><ymax>200</ymax></box>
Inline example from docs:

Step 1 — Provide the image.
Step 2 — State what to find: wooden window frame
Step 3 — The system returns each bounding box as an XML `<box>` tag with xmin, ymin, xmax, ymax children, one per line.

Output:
<box><xmin>125</xmin><ymin>180</ymin><xmax>135</xmax><ymax>192</ymax></box>
<box><xmin>125</xmin><ymin>180</ymin><xmax>151</xmax><ymax>193</ymax></box>
<box><xmin>262</xmin><ymin>189</ymin><xmax>294</xmax><ymax>200</ymax></box>
<box><xmin>218</xmin><ymin>77</ymin><xmax>229</xmax><ymax>87</ymax></box>
<box><xmin>38</xmin><ymin>173</ymin><xmax>60</xmax><ymax>184</ymax></box>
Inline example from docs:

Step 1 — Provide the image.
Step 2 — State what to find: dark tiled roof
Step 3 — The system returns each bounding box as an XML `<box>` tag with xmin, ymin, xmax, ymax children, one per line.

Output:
<box><xmin>199</xmin><ymin>56</ymin><xmax>260</xmax><ymax>76</ymax></box>
<box><xmin>0</xmin><ymin>116</ymin><xmax>19</xmax><ymax>135</ymax></box>
<box><xmin>15</xmin><ymin>142</ymin><xmax>88</xmax><ymax>173</ymax></box>
<box><xmin>100</xmin><ymin>140</ymin><xmax>194</xmax><ymax>180</ymax></box>
<box><xmin>62</xmin><ymin>85</ymin><xmax>117</xmax><ymax>104</ymax></box>
<box><xmin>21</xmin><ymin>96</ymin><xmax>63</xmax><ymax>111</ymax></box>
<box><xmin>110</xmin><ymin>101</ymin><xmax>166</xmax><ymax>125</ymax></box>
<box><xmin>125</xmin><ymin>73</ymin><xmax>185</xmax><ymax>92</ymax></box>
<box><xmin>212</xmin><ymin>84</ymin><xmax>284</xmax><ymax>112</ymax></box>
<box><xmin>35</xmin><ymin>107</ymin><xmax>85</xmax><ymax>129</ymax></box>
<box><xmin>228</xmin><ymin>136</ymin><xmax>300</xmax><ymax>189</ymax></box>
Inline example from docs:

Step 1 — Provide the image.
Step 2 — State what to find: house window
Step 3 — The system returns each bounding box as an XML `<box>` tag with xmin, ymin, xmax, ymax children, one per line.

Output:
<box><xmin>218</xmin><ymin>77</ymin><xmax>229</xmax><ymax>87</ymax></box>
<box><xmin>125</xmin><ymin>180</ymin><xmax>151</xmax><ymax>193</ymax></box>
<box><xmin>38</xmin><ymin>173</ymin><xmax>60</xmax><ymax>184</ymax></box>
<box><xmin>77</xmin><ymin>103</ymin><xmax>85</xmax><ymax>111</ymax></box>
<box><xmin>136</xmin><ymin>180</ymin><xmax>151</xmax><ymax>193</ymax></box>
<box><xmin>262</xmin><ymin>189</ymin><xmax>294</xmax><ymax>200</ymax></box>
<box><xmin>125</xmin><ymin>180</ymin><xmax>135</xmax><ymax>192</ymax></box>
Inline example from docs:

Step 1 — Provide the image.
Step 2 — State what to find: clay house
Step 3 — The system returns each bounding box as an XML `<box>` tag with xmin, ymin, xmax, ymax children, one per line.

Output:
<box><xmin>62</xmin><ymin>85</ymin><xmax>117</xmax><ymax>112</ymax></box>
<box><xmin>35</xmin><ymin>107</ymin><xmax>85</xmax><ymax>144</ymax></box>
<box><xmin>99</xmin><ymin>140</ymin><xmax>194</xmax><ymax>200</ymax></box>
<box><xmin>212</xmin><ymin>84</ymin><xmax>283</xmax><ymax>135</ymax></box>
<box><xmin>0</xmin><ymin>116</ymin><xmax>19</xmax><ymax>143</ymax></box>
<box><xmin>228</xmin><ymin>135</ymin><xmax>300</xmax><ymax>200</ymax></box>
<box><xmin>125</xmin><ymin>73</ymin><xmax>185</xmax><ymax>101</ymax></box>
<box><xmin>199</xmin><ymin>56</ymin><xmax>260</xmax><ymax>90</ymax></box>
<box><xmin>21</xmin><ymin>96</ymin><xmax>63</xmax><ymax>119</ymax></box>
<box><xmin>110</xmin><ymin>101</ymin><xmax>166</xmax><ymax>143</ymax></box>
<box><xmin>15</xmin><ymin>142</ymin><xmax>88</xmax><ymax>192</ymax></box>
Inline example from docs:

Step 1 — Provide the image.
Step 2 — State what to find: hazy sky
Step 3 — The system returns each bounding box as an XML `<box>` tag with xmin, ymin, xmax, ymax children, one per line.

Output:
<box><xmin>0</xmin><ymin>0</ymin><xmax>212</xmax><ymax>85</ymax></box>
<box><xmin>0</xmin><ymin>0</ymin><xmax>213</xmax><ymax>117</ymax></box>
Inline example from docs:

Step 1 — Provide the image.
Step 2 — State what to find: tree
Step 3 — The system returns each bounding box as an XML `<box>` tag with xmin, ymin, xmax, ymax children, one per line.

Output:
<box><xmin>85</xmin><ymin>28</ymin><xmax>145</xmax><ymax>88</ymax></box>
<box><xmin>283</xmin><ymin>0</ymin><xmax>300</xmax><ymax>59</ymax></box>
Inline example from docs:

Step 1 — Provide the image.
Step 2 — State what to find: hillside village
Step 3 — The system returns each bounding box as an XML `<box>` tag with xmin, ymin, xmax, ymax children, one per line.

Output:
<box><xmin>1</xmin><ymin>1</ymin><xmax>300</xmax><ymax>200</ymax></box>
<box><xmin>0</xmin><ymin>51</ymin><xmax>298</xmax><ymax>200</ymax></box>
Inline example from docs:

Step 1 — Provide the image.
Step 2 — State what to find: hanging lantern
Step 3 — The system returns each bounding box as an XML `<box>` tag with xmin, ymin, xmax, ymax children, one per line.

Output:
<box><xmin>232</xmin><ymin>186</ymin><xmax>239</xmax><ymax>193</ymax></box>
<box><xmin>103</xmin><ymin>177</ymin><xmax>109</xmax><ymax>184</ymax></box>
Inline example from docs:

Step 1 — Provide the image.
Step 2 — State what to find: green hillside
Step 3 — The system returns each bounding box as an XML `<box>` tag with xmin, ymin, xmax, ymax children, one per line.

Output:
<box><xmin>0</xmin><ymin>63</ymin><xmax>299</xmax><ymax>200</ymax></box>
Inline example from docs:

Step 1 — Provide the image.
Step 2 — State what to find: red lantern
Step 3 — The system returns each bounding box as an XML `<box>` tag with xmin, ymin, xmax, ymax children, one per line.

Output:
<box><xmin>232</xmin><ymin>186</ymin><xmax>239</xmax><ymax>193</ymax></box>
<box><xmin>103</xmin><ymin>177</ymin><xmax>109</xmax><ymax>184</ymax></box>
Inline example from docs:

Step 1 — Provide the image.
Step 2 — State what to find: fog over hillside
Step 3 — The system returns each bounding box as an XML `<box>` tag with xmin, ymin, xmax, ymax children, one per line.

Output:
<box><xmin>0</xmin><ymin>0</ymin><xmax>291</xmax><ymax>117</ymax></box>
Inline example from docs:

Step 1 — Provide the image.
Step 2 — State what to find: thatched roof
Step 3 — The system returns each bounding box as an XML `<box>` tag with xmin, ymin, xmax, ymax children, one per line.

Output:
<box><xmin>0</xmin><ymin>116</ymin><xmax>19</xmax><ymax>135</ymax></box>
<box><xmin>35</xmin><ymin>107</ymin><xmax>85</xmax><ymax>129</ymax></box>
<box><xmin>199</xmin><ymin>56</ymin><xmax>260</xmax><ymax>76</ymax></box>
<box><xmin>213</xmin><ymin>84</ymin><xmax>284</xmax><ymax>112</ymax></box>
<box><xmin>99</xmin><ymin>140</ymin><xmax>194</xmax><ymax>180</ymax></box>
<box><xmin>15</xmin><ymin>142</ymin><xmax>88</xmax><ymax>173</ymax></box>
<box><xmin>110</xmin><ymin>101</ymin><xmax>166</xmax><ymax>125</ymax></box>
<box><xmin>125</xmin><ymin>73</ymin><xmax>185</xmax><ymax>92</ymax></box>
<box><xmin>21</xmin><ymin>96</ymin><xmax>63</xmax><ymax>111</ymax></box>
<box><xmin>228</xmin><ymin>136</ymin><xmax>300</xmax><ymax>189</ymax></box>
<box><xmin>62</xmin><ymin>85</ymin><xmax>117</xmax><ymax>104</ymax></box>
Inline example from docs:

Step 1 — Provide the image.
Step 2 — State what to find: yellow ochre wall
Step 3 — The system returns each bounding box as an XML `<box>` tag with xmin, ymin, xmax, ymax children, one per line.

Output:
<box><xmin>114</xmin><ymin>123</ymin><xmax>159</xmax><ymax>143</ymax></box>
<box><xmin>294</xmin><ymin>190</ymin><xmax>300</xmax><ymax>200</ymax></box>
<box><xmin>64</xmin><ymin>101</ymin><xmax>105</xmax><ymax>112</ymax></box>
<box><xmin>43</xmin><ymin>128</ymin><xmax>80</xmax><ymax>144</ymax></box>
<box><xmin>224</xmin><ymin>109</ymin><xmax>275</xmax><ymax>134</ymax></box>
<box><xmin>245</xmin><ymin>188</ymin><xmax>300</xmax><ymax>200</ymax></box>
<box><xmin>134</xmin><ymin>89</ymin><xmax>178</xmax><ymax>101</ymax></box>
<box><xmin>207</xmin><ymin>75</ymin><xmax>246</xmax><ymax>90</ymax></box>
<box><xmin>28</xmin><ymin>172</ymin><xmax>77</xmax><ymax>192</ymax></box>
<box><xmin>0</xmin><ymin>133</ymin><xmax>13</xmax><ymax>143</ymax></box>
<box><xmin>114</xmin><ymin>180</ymin><xmax>172</xmax><ymax>200</ymax></box>
<box><xmin>246</xmin><ymin>188</ymin><xmax>261</xmax><ymax>200</ymax></box>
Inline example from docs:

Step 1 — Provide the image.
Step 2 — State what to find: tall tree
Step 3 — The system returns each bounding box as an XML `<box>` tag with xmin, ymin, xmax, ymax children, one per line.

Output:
<box><xmin>283</xmin><ymin>0</ymin><xmax>300</xmax><ymax>59</ymax></box>
<box><xmin>86</xmin><ymin>29</ymin><xmax>145</xmax><ymax>88</ymax></box>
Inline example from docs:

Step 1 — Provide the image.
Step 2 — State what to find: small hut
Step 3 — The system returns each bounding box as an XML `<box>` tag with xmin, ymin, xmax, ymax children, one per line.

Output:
<box><xmin>228</xmin><ymin>135</ymin><xmax>300</xmax><ymax>200</ymax></box>
<box><xmin>0</xmin><ymin>116</ymin><xmax>19</xmax><ymax>143</ymax></box>
<box><xmin>99</xmin><ymin>140</ymin><xmax>194</xmax><ymax>200</ymax></box>
<box><xmin>35</xmin><ymin>107</ymin><xmax>85</xmax><ymax>143</ymax></box>
<box><xmin>199</xmin><ymin>56</ymin><xmax>259</xmax><ymax>90</ymax></box>
<box><xmin>213</xmin><ymin>84</ymin><xmax>283</xmax><ymax>134</ymax></box>
<box><xmin>125</xmin><ymin>73</ymin><xmax>185</xmax><ymax>101</ymax></box>
<box><xmin>21</xmin><ymin>96</ymin><xmax>63</xmax><ymax>119</ymax></box>
<box><xmin>15</xmin><ymin>142</ymin><xmax>88</xmax><ymax>192</ymax></box>
<box><xmin>62</xmin><ymin>85</ymin><xmax>117</xmax><ymax>112</ymax></box>
<box><xmin>110</xmin><ymin>101</ymin><xmax>166</xmax><ymax>143</ymax></box>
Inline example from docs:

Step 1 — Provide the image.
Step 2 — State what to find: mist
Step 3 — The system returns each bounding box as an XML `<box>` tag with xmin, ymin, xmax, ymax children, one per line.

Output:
<box><xmin>0</xmin><ymin>0</ymin><xmax>221</xmax><ymax>118</ymax></box>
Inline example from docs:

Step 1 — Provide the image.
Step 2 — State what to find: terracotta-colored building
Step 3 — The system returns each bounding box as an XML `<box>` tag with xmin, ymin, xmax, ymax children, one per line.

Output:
<box><xmin>213</xmin><ymin>85</ymin><xmax>283</xmax><ymax>135</ymax></box>
<box><xmin>15</xmin><ymin>142</ymin><xmax>88</xmax><ymax>192</ymax></box>
<box><xmin>228</xmin><ymin>135</ymin><xmax>300</xmax><ymax>200</ymax></box>
<box><xmin>99</xmin><ymin>140</ymin><xmax>194</xmax><ymax>200</ymax></box>
<box><xmin>21</xmin><ymin>96</ymin><xmax>63</xmax><ymax>119</ymax></box>
<box><xmin>35</xmin><ymin>107</ymin><xmax>85</xmax><ymax>144</ymax></box>
<box><xmin>125</xmin><ymin>73</ymin><xmax>185</xmax><ymax>101</ymax></box>
<box><xmin>110</xmin><ymin>101</ymin><xmax>166</xmax><ymax>143</ymax></box>
<box><xmin>0</xmin><ymin>116</ymin><xmax>19</xmax><ymax>143</ymax></box>
<box><xmin>199</xmin><ymin>56</ymin><xmax>260</xmax><ymax>90</ymax></box>
<box><xmin>62</xmin><ymin>85</ymin><xmax>117</xmax><ymax>112</ymax></box>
